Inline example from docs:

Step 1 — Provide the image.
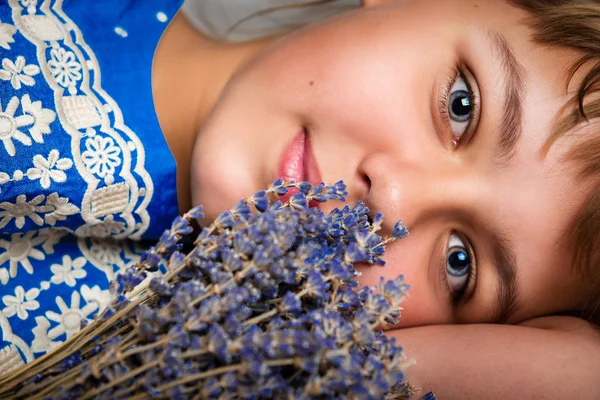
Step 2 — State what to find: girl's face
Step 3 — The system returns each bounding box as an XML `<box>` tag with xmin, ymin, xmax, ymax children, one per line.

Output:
<box><xmin>191</xmin><ymin>0</ymin><xmax>592</xmax><ymax>326</ymax></box>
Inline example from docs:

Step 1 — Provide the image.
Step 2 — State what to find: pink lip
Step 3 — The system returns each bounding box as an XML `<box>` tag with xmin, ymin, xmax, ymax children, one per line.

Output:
<box><xmin>277</xmin><ymin>128</ymin><xmax>322</xmax><ymax>204</ymax></box>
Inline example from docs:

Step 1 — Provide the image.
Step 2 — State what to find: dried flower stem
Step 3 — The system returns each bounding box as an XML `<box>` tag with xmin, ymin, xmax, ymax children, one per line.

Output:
<box><xmin>0</xmin><ymin>181</ymin><xmax>429</xmax><ymax>400</ymax></box>
<box><xmin>156</xmin><ymin>358</ymin><xmax>296</xmax><ymax>393</ymax></box>
<box><xmin>79</xmin><ymin>360</ymin><xmax>160</xmax><ymax>400</ymax></box>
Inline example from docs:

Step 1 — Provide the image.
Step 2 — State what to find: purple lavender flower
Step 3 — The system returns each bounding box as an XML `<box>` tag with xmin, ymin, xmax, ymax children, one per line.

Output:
<box><xmin>1</xmin><ymin>180</ymin><xmax>415</xmax><ymax>400</ymax></box>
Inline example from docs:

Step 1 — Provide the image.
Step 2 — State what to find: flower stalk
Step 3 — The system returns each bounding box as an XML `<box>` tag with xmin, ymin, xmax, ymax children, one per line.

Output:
<box><xmin>0</xmin><ymin>179</ymin><xmax>436</xmax><ymax>400</ymax></box>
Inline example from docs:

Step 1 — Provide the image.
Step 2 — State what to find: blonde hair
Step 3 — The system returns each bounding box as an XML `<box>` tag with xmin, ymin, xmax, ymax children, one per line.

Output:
<box><xmin>509</xmin><ymin>0</ymin><xmax>600</xmax><ymax>325</ymax></box>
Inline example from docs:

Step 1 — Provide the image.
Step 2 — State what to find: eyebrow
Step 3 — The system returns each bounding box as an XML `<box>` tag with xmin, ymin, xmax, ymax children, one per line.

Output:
<box><xmin>487</xmin><ymin>231</ymin><xmax>521</xmax><ymax>323</ymax></box>
<box><xmin>487</xmin><ymin>30</ymin><xmax>526</xmax><ymax>165</ymax></box>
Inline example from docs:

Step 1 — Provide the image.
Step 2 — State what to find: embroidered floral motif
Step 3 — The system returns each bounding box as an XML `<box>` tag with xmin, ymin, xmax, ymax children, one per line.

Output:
<box><xmin>43</xmin><ymin>194</ymin><xmax>79</xmax><ymax>225</ymax></box>
<box><xmin>27</xmin><ymin>149</ymin><xmax>73</xmax><ymax>189</ymax></box>
<box><xmin>80</xmin><ymin>284</ymin><xmax>111</xmax><ymax>313</ymax></box>
<box><xmin>75</xmin><ymin>215</ymin><xmax>125</xmax><ymax>238</ymax></box>
<box><xmin>0</xmin><ymin>0</ymin><xmax>172</xmax><ymax>371</ymax></box>
<box><xmin>45</xmin><ymin>291</ymin><xmax>97</xmax><ymax>339</ymax></box>
<box><xmin>0</xmin><ymin>231</ymin><xmax>45</xmax><ymax>280</ymax></box>
<box><xmin>0</xmin><ymin>96</ymin><xmax>34</xmax><ymax>156</ymax></box>
<box><xmin>20</xmin><ymin>0</ymin><xmax>38</xmax><ymax>15</ymax></box>
<box><xmin>89</xmin><ymin>238</ymin><xmax>124</xmax><ymax>267</ymax></box>
<box><xmin>21</xmin><ymin>94</ymin><xmax>56</xmax><ymax>143</ymax></box>
<box><xmin>0</xmin><ymin>193</ymin><xmax>79</xmax><ymax>229</ymax></box>
<box><xmin>38</xmin><ymin>227</ymin><xmax>70</xmax><ymax>254</ymax></box>
<box><xmin>2</xmin><ymin>286</ymin><xmax>40</xmax><ymax>320</ymax></box>
<box><xmin>50</xmin><ymin>255</ymin><xmax>87</xmax><ymax>287</ymax></box>
<box><xmin>0</xmin><ymin>20</ymin><xmax>16</xmax><ymax>50</ymax></box>
<box><xmin>81</xmin><ymin>135</ymin><xmax>122</xmax><ymax>178</ymax></box>
<box><xmin>31</xmin><ymin>316</ymin><xmax>62</xmax><ymax>354</ymax></box>
<box><xmin>47</xmin><ymin>47</ymin><xmax>82</xmax><ymax>93</ymax></box>
<box><xmin>0</xmin><ymin>55</ymin><xmax>40</xmax><ymax>90</ymax></box>
<box><xmin>0</xmin><ymin>194</ymin><xmax>51</xmax><ymax>229</ymax></box>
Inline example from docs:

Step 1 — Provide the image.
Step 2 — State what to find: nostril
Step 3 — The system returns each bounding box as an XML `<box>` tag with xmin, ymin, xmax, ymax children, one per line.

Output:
<box><xmin>360</xmin><ymin>170</ymin><xmax>371</xmax><ymax>197</ymax></box>
<box><xmin>366</xmin><ymin>212</ymin><xmax>374</xmax><ymax>226</ymax></box>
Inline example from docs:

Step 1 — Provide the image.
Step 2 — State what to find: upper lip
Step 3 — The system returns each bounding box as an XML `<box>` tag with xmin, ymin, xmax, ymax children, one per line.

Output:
<box><xmin>277</xmin><ymin>128</ymin><xmax>323</xmax><ymax>202</ymax></box>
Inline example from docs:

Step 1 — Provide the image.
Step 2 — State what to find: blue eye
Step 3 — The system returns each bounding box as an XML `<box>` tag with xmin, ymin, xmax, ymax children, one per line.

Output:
<box><xmin>446</xmin><ymin>233</ymin><xmax>474</xmax><ymax>294</ymax></box>
<box><xmin>447</xmin><ymin>74</ymin><xmax>473</xmax><ymax>140</ymax></box>
<box><xmin>449</xmin><ymin>90</ymin><xmax>471</xmax><ymax>122</ymax></box>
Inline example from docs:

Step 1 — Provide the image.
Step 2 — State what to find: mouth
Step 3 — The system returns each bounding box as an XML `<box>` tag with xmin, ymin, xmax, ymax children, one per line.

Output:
<box><xmin>277</xmin><ymin>127</ymin><xmax>322</xmax><ymax>203</ymax></box>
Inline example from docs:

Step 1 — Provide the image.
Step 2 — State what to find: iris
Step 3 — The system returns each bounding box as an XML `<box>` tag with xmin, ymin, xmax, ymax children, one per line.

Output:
<box><xmin>450</xmin><ymin>90</ymin><xmax>471</xmax><ymax>122</ymax></box>
<box><xmin>447</xmin><ymin>249</ymin><xmax>470</xmax><ymax>276</ymax></box>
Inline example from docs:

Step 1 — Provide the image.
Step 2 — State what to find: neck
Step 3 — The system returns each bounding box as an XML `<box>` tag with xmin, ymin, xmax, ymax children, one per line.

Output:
<box><xmin>153</xmin><ymin>13</ymin><xmax>278</xmax><ymax>212</ymax></box>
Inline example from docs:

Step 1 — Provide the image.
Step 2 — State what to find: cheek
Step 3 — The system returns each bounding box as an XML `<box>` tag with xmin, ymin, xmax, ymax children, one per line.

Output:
<box><xmin>189</xmin><ymin>128</ymin><xmax>259</xmax><ymax>224</ymax></box>
<box><xmin>356</xmin><ymin>235</ymin><xmax>451</xmax><ymax>327</ymax></box>
<box><xmin>244</xmin><ymin>17</ymin><xmax>445</xmax><ymax>136</ymax></box>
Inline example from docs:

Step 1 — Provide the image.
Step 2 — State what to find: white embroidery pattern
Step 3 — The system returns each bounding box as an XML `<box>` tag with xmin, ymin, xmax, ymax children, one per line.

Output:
<box><xmin>27</xmin><ymin>149</ymin><xmax>73</xmax><ymax>189</ymax></box>
<box><xmin>0</xmin><ymin>94</ymin><xmax>55</xmax><ymax>156</ymax></box>
<box><xmin>45</xmin><ymin>291</ymin><xmax>97</xmax><ymax>339</ymax></box>
<box><xmin>0</xmin><ymin>194</ymin><xmax>51</xmax><ymax>229</ymax></box>
<box><xmin>0</xmin><ymin>0</ymin><xmax>167</xmax><ymax>369</ymax></box>
<box><xmin>88</xmin><ymin>238</ymin><xmax>124</xmax><ymax>267</ymax></box>
<box><xmin>0</xmin><ymin>193</ymin><xmax>80</xmax><ymax>229</ymax></box>
<box><xmin>80</xmin><ymin>284</ymin><xmax>111</xmax><ymax>313</ymax></box>
<box><xmin>75</xmin><ymin>214</ymin><xmax>125</xmax><ymax>238</ymax></box>
<box><xmin>2</xmin><ymin>286</ymin><xmax>40</xmax><ymax>320</ymax></box>
<box><xmin>50</xmin><ymin>255</ymin><xmax>87</xmax><ymax>287</ymax></box>
<box><xmin>43</xmin><ymin>193</ymin><xmax>79</xmax><ymax>225</ymax></box>
<box><xmin>31</xmin><ymin>316</ymin><xmax>62</xmax><ymax>354</ymax></box>
<box><xmin>0</xmin><ymin>231</ymin><xmax>45</xmax><ymax>279</ymax></box>
<box><xmin>0</xmin><ymin>55</ymin><xmax>40</xmax><ymax>90</ymax></box>
<box><xmin>20</xmin><ymin>0</ymin><xmax>37</xmax><ymax>15</ymax></box>
<box><xmin>21</xmin><ymin>94</ymin><xmax>56</xmax><ymax>143</ymax></box>
<box><xmin>0</xmin><ymin>344</ymin><xmax>25</xmax><ymax>373</ymax></box>
<box><xmin>11</xmin><ymin>0</ymin><xmax>154</xmax><ymax>241</ymax></box>
<box><xmin>38</xmin><ymin>227</ymin><xmax>69</xmax><ymax>254</ymax></box>
<box><xmin>0</xmin><ymin>96</ymin><xmax>33</xmax><ymax>156</ymax></box>
<box><xmin>47</xmin><ymin>47</ymin><xmax>81</xmax><ymax>94</ymax></box>
<box><xmin>81</xmin><ymin>135</ymin><xmax>121</xmax><ymax>179</ymax></box>
<box><xmin>0</xmin><ymin>20</ymin><xmax>16</xmax><ymax>50</ymax></box>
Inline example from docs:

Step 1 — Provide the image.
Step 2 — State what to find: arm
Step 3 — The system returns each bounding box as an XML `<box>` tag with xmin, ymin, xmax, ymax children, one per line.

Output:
<box><xmin>388</xmin><ymin>316</ymin><xmax>600</xmax><ymax>399</ymax></box>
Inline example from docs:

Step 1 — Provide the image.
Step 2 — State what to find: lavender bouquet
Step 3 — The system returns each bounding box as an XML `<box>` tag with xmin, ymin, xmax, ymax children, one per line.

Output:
<box><xmin>0</xmin><ymin>180</ymin><xmax>427</xmax><ymax>400</ymax></box>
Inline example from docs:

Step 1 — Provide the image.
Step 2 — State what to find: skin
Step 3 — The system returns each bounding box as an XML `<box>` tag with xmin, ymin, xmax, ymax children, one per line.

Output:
<box><xmin>153</xmin><ymin>0</ymin><xmax>600</xmax><ymax>397</ymax></box>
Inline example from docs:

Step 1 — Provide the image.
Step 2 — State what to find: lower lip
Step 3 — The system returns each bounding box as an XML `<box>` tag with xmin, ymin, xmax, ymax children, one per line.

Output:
<box><xmin>277</xmin><ymin>128</ymin><xmax>322</xmax><ymax>204</ymax></box>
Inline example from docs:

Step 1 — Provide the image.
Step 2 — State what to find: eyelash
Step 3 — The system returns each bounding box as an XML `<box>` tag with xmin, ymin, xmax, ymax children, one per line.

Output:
<box><xmin>438</xmin><ymin>66</ymin><xmax>479</xmax><ymax>147</ymax></box>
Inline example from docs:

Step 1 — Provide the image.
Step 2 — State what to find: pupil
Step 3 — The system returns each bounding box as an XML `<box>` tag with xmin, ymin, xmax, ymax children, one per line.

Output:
<box><xmin>452</xmin><ymin>94</ymin><xmax>470</xmax><ymax>116</ymax></box>
<box><xmin>449</xmin><ymin>90</ymin><xmax>471</xmax><ymax>122</ymax></box>
<box><xmin>448</xmin><ymin>250</ymin><xmax>469</xmax><ymax>276</ymax></box>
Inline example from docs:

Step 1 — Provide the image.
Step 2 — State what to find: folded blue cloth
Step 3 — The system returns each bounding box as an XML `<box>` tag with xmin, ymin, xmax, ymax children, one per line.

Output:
<box><xmin>0</xmin><ymin>0</ymin><xmax>182</xmax><ymax>369</ymax></box>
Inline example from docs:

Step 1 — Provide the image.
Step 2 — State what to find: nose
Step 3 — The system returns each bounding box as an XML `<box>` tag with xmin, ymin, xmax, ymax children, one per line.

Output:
<box><xmin>355</xmin><ymin>151</ymin><xmax>473</xmax><ymax>233</ymax></box>
<box><xmin>353</xmin><ymin>151</ymin><xmax>475</xmax><ymax>326</ymax></box>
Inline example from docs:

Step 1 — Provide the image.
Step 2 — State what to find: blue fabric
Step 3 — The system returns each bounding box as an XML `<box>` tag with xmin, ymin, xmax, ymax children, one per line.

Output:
<box><xmin>0</xmin><ymin>0</ymin><xmax>182</xmax><ymax>368</ymax></box>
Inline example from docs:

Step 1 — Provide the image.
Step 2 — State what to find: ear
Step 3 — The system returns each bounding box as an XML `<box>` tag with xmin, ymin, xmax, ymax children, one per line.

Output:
<box><xmin>360</xmin><ymin>0</ymin><xmax>392</xmax><ymax>7</ymax></box>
